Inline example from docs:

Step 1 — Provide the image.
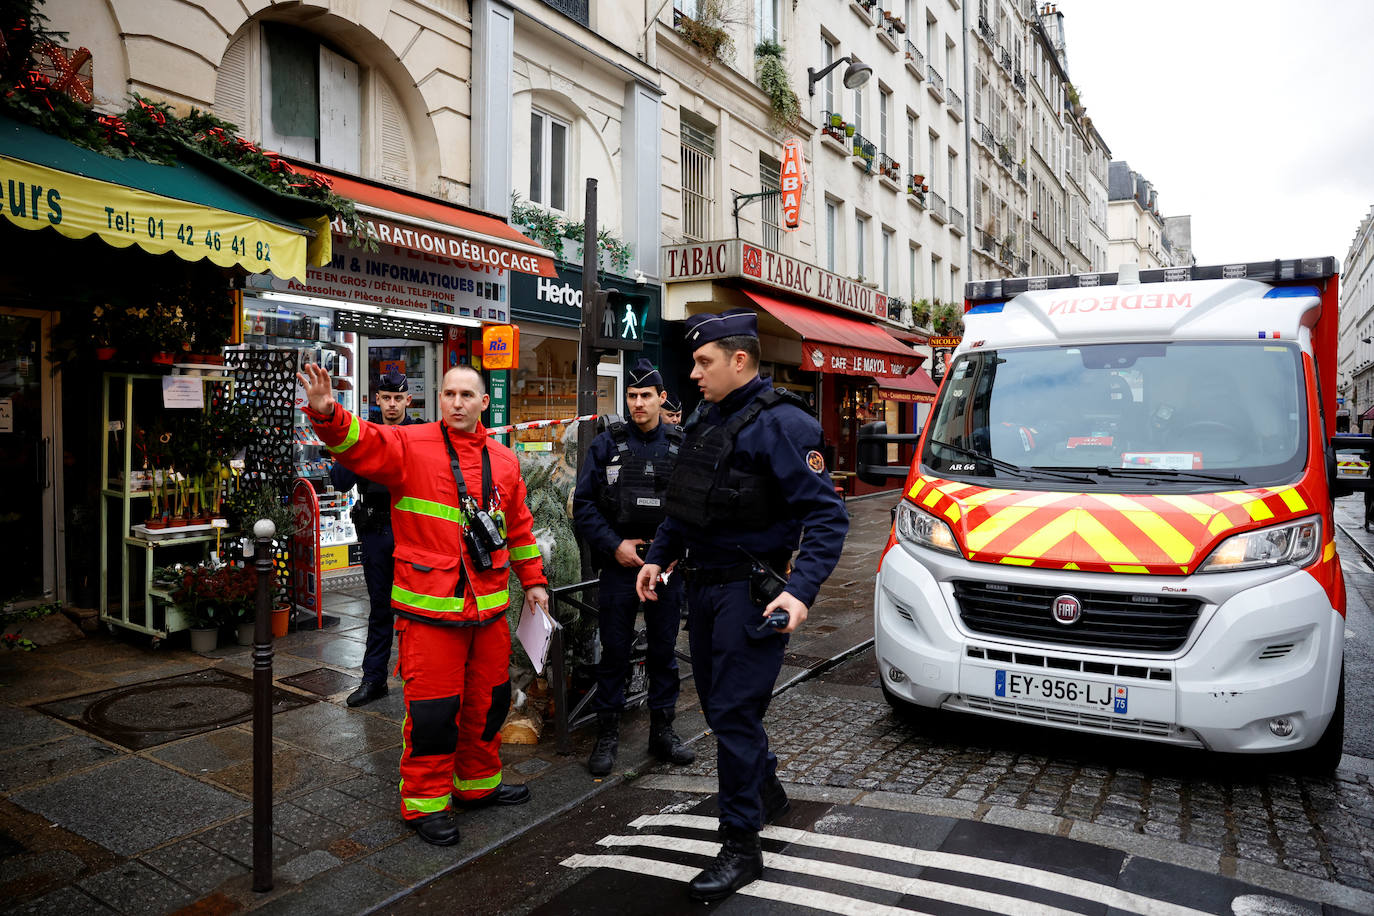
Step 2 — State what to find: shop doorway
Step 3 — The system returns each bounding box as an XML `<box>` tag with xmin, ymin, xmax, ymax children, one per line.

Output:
<box><xmin>366</xmin><ymin>339</ymin><xmax>438</xmax><ymax>423</ymax></box>
<box><xmin>0</xmin><ymin>309</ymin><xmax>61</xmax><ymax>606</ymax></box>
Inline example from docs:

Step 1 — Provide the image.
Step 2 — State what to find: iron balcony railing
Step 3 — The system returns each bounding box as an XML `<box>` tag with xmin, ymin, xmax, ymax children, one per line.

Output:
<box><xmin>927</xmin><ymin>65</ymin><xmax>944</xmax><ymax>96</ymax></box>
<box><xmin>999</xmin><ymin>47</ymin><xmax>1013</xmax><ymax>72</ymax></box>
<box><xmin>821</xmin><ymin>109</ymin><xmax>850</xmax><ymax>142</ymax></box>
<box><xmin>905</xmin><ymin>40</ymin><xmax>925</xmax><ymax>75</ymax></box>
<box><xmin>1013</xmin><ymin>70</ymin><xmax>1027</xmax><ymax>93</ymax></box>
<box><xmin>929</xmin><ymin>191</ymin><xmax>948</xmax><ymax>222</ymax></box>
<box><xmin>949</xmin><ymin>207</ymin><xmax>966</xmax><ymax>234</ymax></box>
<box><xmin>946</xmin><ymin>86</ymin><xmax>962</xmax><ymax>111</ymax></box>
<box><xmin>978</xmin><ymin>228</ymin><xmax>998</xmax><ymax>255</ymax></box>
<box><xmin>999</xmin><ymin>144</ymin><xmax>1015</xmax><ymax>169</ymax></box>
<box><xmin>978</xmin><ymin>121</ymin><xmax>996</xmax><ymax>149</ymax></box>
<box><xmin>540</xmin><ymin>0</ymin><xmax>589</xmax><ymax>26</ymax></box>
<box><xmin>876</xmin><ymin>152</ymin><xmax>901</xmax><ymax>182</ymax></box>
<box><xmin>849</xmin><ymin>131</ymin><xmax>878</xmax><ymax>169</ymax></box>
<box><xmin>977</xmin><ymin>16</ymin><xmax>994</xmax><ymax>43</ymax></box>
<box><xmin>1016</xmin><ymin>164</ymin><xmax>1028</xmax><ymax>185</ymax></box>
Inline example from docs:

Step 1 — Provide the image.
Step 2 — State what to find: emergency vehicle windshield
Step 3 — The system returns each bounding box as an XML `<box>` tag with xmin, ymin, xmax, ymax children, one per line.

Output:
<box><xmin>922</xmin><ymin>341</ymin><xmax>1307</xmax><ymax>489</ymax></box>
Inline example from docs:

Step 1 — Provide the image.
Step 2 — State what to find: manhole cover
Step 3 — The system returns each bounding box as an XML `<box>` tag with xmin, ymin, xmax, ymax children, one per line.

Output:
<box><xmin>36</xmin><ymin>668</ymin><xmax>313</xmax><ymax>750</ymax></box>
<box><xmin>280</xmin><ymin>667</ymin><xmax>358</xmax><ymax>697</ymax></box>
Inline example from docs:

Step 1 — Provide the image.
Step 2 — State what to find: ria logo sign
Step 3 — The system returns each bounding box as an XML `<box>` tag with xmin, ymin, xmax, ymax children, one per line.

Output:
<box><xmin>1052</xmin><ymin>594</ymin><xmax>1082</xmax><ymax>625</ymax></box>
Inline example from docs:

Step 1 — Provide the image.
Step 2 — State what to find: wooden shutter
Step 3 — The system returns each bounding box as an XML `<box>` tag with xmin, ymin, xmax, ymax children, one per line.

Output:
<box><xmin>377</xmin><ymin>82</ymin><xmax>413</xmax><ymax>188</ymax></box>
<box><xmin>214</xmin><ymin>32</ymin><xmax>251</xmax><ymax>135</ymax></box>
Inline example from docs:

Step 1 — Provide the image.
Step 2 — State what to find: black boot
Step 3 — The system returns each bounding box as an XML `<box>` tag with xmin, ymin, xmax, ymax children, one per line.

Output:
<box><xmin>763</xmin><ymin>773</ymin><xmax>790</xmax><ymax>823</ymax></box>
<box><xmin>346</xmin><ymin>680</ymin><xmax>388</xmax><ymax>707</ymax></box>
<box><xmin>688</xmin><ymin>826</ymin><xmax>763</xmax><ymax>901</ymax></box>
<box><xmin>407</xmin><ymin>810</ymin><xmax>459</xmax><ymax>847</ymax></box>
<box><xmin>588</xmin><ymin>713</ymin><xmax>619</xmax><ymax>776</ymax></box>
<box><xmin>648</xmin><ymin>709</ymin><xmax>696</xmax><ymax>765</ymax></box>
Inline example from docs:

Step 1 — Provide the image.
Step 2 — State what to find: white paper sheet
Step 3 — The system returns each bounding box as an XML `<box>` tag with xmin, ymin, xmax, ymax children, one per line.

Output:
<box><xmin>516</xmin><ymin>601</ymin><xmax>556</xmax><ymax>675</ymax></box>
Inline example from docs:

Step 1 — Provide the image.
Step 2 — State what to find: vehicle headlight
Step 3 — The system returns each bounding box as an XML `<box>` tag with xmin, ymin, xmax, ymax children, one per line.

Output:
<box><xmin>1198</xmin><ymin>516</ymin><xmax>1321</xmax><ymax>573</ymax></box>
<box><xmin>895</xmin><ymin>500</ymin><xmax>962</xmax><ymax>556</ymax></box>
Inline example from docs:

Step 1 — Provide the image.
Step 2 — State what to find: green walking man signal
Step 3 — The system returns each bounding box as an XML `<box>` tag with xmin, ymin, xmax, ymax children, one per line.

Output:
<box><xmin>591</xmin><ymin>287</ymin><xmax>646</xmax><ymax>352</ymax></box>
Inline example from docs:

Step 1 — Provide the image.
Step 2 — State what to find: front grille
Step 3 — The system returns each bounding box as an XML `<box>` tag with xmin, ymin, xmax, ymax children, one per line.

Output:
<box><xmin>952</xmin><ymin>580</ymin><xmax>1202</xmax><ymax>652</ymax></box>
<box><xmin>958</xmin><ymin>695</ymin><xmax>1198</xmax><ymax>744</ymax></box>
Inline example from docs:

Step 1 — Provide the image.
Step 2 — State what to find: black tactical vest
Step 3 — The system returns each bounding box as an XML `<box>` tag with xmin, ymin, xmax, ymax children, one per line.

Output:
<box><xmin>598</xmin><ymin>421</ymin><xmax>684</xmax><ymax>537</ymax></box>
<box><xmin>665</xmin><ymin>387</ymin><xmax>808</xmax><ymax>529</ymax></box>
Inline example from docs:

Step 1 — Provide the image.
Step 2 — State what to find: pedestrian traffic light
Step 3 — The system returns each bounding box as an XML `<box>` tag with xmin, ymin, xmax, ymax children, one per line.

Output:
<box><xmin>590</xmin><ymin>286</ymin><xmax>646</xmax><ymax>352</ymax></box>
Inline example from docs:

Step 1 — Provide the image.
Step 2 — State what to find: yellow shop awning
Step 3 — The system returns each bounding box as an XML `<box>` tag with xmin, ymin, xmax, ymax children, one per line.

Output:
<box><xmin>0</xmin><ymin>115</ymin><xmax>329</xmax><ymax>281</ymax></box>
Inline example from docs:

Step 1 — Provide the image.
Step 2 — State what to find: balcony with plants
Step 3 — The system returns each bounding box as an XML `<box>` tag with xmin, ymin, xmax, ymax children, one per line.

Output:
<box><xmin>904</xmin><ymin>41</ymin><xmax>926</xmax><ymax>79</ymax></box>
<box><xmin>907</xmin><ymin>171</ymin><xmax>929</xmax><ymax>207</ymax></box>
<box><xmin>851</xmin><ymin>0</ymin><xmax>879</xmax><ymax>25</ymax></box>
<box><xmin>876</xmin><ymin>152</ymin><xmax>902</xmax><ymax>186</ymax></box>
<box><xmin>878</xmin><ymin>8</ymin><xmax>906</xmax><ymax>50</ymax></box>
<box><xmin>821</xmin><ymin>110</ymin><xmax>855</xmax><ymax>150</ymax></box>
<box><xmin>849</xmin><ymin>132</ymin><xmax>878</xmax><ymax>172</ymax></box>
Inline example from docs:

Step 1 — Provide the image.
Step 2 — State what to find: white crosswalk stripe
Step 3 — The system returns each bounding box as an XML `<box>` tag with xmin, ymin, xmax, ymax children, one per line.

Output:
<box><xmin>558</xmin><ymin>812</ymin><xmax>1221</xmax><ymax>916</ymax></box>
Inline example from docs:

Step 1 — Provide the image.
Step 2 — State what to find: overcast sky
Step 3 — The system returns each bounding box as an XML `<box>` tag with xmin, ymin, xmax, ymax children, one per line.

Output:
<box><xmin>1046</xmin><ymin>0</ymin><xmax>1374</xmax><ymax>269</ymax></box>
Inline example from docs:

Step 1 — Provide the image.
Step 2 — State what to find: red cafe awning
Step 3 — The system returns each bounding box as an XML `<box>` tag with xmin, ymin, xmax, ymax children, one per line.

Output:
<box><xmin>744</xmin><ymin>291</ymin><xmax>923</xmax><ymax>377</ymax></box>
<box><xmin>1361</xmin><ymin>404</ymin><xmax>1374</xmax><ymax>421</ymax></box>
<box><xmin>876</xmin><ymin>369</ymin><xmax>939</xmax><ymax>403</ymax></box>
<box><xmin>295</xmin><ymin>166</ymin><xmax>557</xmax><ymax>278</ymax></box>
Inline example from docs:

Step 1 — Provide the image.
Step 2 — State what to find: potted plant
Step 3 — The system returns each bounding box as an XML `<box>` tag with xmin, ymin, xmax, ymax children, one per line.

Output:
<box><xmin>844</xmin><ymin>123</ymin><xmax>855</xmax><ymax>138</ymax></box>
<box><xmin>829</xmin><ymin>113</ymin><xmax>843</xmax><ymax>129</ymax></box>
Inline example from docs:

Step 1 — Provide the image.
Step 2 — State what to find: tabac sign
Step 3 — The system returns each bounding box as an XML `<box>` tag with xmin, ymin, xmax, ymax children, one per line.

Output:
<box><xmin>781</xmin><ymin>137</ymin><xmax>805</xmax><ymax>231</ymax></box>
<box><xmin>662</xmin><ymin>239</ymin><xmax>890</xmax><ymax>321</ymax></box>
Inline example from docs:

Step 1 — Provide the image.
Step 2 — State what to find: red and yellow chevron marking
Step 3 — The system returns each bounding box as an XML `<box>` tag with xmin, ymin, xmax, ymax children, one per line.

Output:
<box><xmin>905</xmin><ymin>475</ymin><xmax>1316</xmax><ymax>575</ymax></box>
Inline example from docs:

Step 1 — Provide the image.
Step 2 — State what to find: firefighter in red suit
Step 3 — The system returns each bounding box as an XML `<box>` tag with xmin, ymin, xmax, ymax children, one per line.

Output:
<box><xmin>297</xmin><ymin>362</ymin><xmax>550</xmax><ymax>847</ymax></box>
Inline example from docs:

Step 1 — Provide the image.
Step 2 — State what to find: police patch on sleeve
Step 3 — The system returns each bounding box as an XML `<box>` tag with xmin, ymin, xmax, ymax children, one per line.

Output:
<box><xmin>806</xmin><ymin>450</ymin><xmax>826</xmax><ymax>473</ymax></box>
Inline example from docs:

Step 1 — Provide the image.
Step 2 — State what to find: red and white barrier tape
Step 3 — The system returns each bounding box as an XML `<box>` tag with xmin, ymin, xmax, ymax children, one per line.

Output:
<box><xmin>486</xmin><ymin>414</ymin><xmax>598</xmax><ymax>435</ymax></box>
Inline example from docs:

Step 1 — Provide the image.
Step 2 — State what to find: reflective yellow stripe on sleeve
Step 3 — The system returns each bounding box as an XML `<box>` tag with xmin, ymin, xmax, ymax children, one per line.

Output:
<box><xmin>509</xmin><ymin>543</ymin><xmax>541</xmax><ymax>561</ymax></box>
<box><xmin>327</xmin><ymin>414</ymin><xmax>361</xmax><ymax>454</ymax></box>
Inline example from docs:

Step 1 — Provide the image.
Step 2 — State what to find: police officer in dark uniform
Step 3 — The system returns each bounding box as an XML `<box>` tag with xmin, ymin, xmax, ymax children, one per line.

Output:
<box><xmin>661</xmin><ymin>393</ymin><xmax>683</xmax><ymax>427</ymax></box>
<box><xmin>330</xmin><ymin>370</ymin><xmax>415</xmax><ymax>707</ymax></box>
<box><xmin>574</xmin><ymin>358</ymin><xmax>694</xmax><ymax>776</ymax></box>
<box><xmin>636</xmin><ymin>309</ymin><xmax>849</xmax><ymax>902</ymax></box>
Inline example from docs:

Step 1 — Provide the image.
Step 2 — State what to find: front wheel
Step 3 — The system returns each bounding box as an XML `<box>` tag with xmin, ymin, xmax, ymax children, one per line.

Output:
<box><xmin>1286</xmin><ymin>665</ymin><xmax>1344</xmax><ymax>776</ymax></box>
<box><xmin>882</xmin><ymin>681</ymin><xmax>933</xmax><ymax>728</ymax></box>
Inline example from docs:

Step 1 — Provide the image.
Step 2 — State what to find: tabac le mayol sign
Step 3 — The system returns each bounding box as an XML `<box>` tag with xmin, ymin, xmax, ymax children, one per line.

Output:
<box><xmin>663</xmin><ymin>240</ymin><xmax>888</xmax><ymax>321</ymax></box>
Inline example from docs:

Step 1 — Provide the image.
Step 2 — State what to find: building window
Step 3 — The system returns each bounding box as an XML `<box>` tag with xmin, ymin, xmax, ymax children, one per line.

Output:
<box><xmin>906</xmin><ymin>113</ymin><xmax>917</xmax><ymax>175</ymax></box>
<box><xmin>927</xmin><ymin>131</ymin><xmax>938</xmax><ymax>192</ymax></box>
<box><xmin>947</xmin><ymin>149</ymin><xmax>958</xmax><ymax>204</ymax></box>
<box><xmin>821</xmin><ymin>37</ymin><xmax>836</xmax><ymax>115</ymax></box>
<box><xmin>855</xmin><ymin>213</ymin><xmax>869</xmax><ymax>279</ymax></box>
<box><xmin>759</xmin><ymin>153</ymin><xmax>782</xmax><ymax>252</ymax></box>
<box><xmin>931</xmin><ymin>253</ymin><xmax>943</xmax><ymax>300</ymax></box>
<box><xmin>826</xmin><ymin>199</ymin><xmax>839</xmax><ymax>272</ymax></box>
<box><xmin>882</xmin><ymin>228</ymin><xmax>894</xmax><ymax>290</ymax></box>
<box><xmin>909</xmin><ymin>244</ymin><xmax>920</xmax><ymax>298</ymax></box>
<box><xmin>879</xmin><ymin>88</ymin><xmax>891</xmax><ymax>156</ymax></box>
<box><xmin>530</xmin><ymin>109</ymin><xmax>569</xmax><ymax>211</ymax></box>
<box><xmin>680</xmin><ymin>114</ymin><xmax>715</xmax><ymax>242</ymax></box>
<box><xmin>756</xmin><ymin>0</ymin><xmax>779</xmax><ymax>44</ymax></box>
<box><xmin>261</xmin><ymin>22</ymin><xmax>361</xmax><ymax>172</ymax></box>
<box><xmin>853</xmin><ymin>83</ymin><xmax>864</xmax><ymax>136</ymax></box>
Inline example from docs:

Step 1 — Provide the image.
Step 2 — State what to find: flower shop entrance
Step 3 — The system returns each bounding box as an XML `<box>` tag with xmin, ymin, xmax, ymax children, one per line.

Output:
<box><xmin>0</xmin><ymin>307</ymin><xmax>60</xmax><ymax>608</ymax></box>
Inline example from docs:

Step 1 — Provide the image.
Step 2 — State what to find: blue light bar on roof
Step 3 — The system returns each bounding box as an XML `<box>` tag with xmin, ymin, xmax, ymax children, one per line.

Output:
<box><xmin>963</xmin><ymin>257</ymin><xmax>1339</xmax><ymax>304</ymax></box>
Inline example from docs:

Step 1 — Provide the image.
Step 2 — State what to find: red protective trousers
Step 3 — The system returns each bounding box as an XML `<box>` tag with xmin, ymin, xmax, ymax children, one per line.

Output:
<box><xmin>396</xmin><ymin>614</ymin><xmax>512</xmax><ymax>820</ymax></box>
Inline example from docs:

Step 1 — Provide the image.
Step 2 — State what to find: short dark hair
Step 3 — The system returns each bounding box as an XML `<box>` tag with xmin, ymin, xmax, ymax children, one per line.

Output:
<box><xmin>712</xmin><ymin>335</ymin><xmax>760</xmax><ymax>369</ymax></box>
<box><xmin>444</xmin><ymin>364</ymin><xmax>487</xmax><ymax>396</ymax></box>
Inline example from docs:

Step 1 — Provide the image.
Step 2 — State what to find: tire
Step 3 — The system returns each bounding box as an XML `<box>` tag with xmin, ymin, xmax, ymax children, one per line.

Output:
<box><xmin>882</xmin><ymin>681</ymin><xmax>933</xmax><ymax>727</ymax></box>
<box><xmin>1287</xmin><ymin>665</ymin><xmax>1345</xmax><ymax>776</ymax></box>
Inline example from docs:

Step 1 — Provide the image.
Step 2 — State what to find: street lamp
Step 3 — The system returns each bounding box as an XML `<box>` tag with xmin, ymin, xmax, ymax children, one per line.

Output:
<box><xmin>808</xmin><ymin>54</ymin><xmax>872</xmax><ymax>96</ymax></box>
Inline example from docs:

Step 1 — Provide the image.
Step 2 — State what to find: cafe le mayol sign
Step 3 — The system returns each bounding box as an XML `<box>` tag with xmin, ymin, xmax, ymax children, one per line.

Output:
<box><xmin>664</xmin><ymin>240</ymin><xmax>891</xmax><ymax>322</ymax></box>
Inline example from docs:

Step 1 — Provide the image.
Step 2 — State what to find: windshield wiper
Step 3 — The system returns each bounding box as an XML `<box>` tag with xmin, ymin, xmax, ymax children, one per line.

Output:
<box><xmin>1034</xmin><ymin>465</ymin><xmax>1248</xmax><ymax>485</ymax></box>
<box><xmin>928</xmin><ymin>440</ymin><xmax>1096</xmax><ymax>484</ymax></box>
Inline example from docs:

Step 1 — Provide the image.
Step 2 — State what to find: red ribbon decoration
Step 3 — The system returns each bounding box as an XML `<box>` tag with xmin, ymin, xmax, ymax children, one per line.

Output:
<box><xmin>97</xmin><ymin>115</ymin><xmax>129</xmax><ymax>141</ymax></box>
<box><xmin>136</xmin><ymin>97</ymin><xmax>166</xmax><ymax>125</ymax></box>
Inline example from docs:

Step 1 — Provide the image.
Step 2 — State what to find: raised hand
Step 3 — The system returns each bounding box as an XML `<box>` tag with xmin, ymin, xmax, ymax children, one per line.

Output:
<box><xmin>295</xmin><ymin>362</ymin><xmax>337</xmax><ymax>416</ymax></box>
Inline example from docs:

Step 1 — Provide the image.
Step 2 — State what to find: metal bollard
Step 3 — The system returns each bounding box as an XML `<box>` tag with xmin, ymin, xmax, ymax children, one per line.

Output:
<box><xmin>251</xmin><ymin>518</ymin><xmax>276</xmax><ymax>893</ymax></box>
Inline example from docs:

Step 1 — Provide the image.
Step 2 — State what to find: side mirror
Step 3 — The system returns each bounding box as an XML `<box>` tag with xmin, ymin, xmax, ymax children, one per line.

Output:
<box><xmin>1328</xmin><ymin>434</ymin><xmax>1373</xmax><ymax>497</ymax></box>
<box><xmin>857</xmin><ymin>421</ymin><xmax>921</xmax><ymax>487</ymax></box>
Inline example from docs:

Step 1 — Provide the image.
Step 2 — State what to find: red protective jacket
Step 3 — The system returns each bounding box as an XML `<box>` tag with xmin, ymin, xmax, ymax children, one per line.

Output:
<box><xmin>306</xmin><ymin>405</ymin><xmax>546</xmax><ymax>623</ymax></box>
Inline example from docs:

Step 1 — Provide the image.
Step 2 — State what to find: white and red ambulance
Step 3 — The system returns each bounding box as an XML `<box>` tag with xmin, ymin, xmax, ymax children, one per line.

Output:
<box><xmin>862</xmin><ymin>258</ymin><xmax>1349</xmax><ymax>770</ymax></box>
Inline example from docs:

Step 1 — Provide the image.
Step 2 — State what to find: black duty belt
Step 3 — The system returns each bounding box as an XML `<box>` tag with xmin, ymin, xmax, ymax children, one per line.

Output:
<box><xmin>680</xmin><ymin>553</ymin><xmax>789</xmax><ymax>584</ymax></box>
